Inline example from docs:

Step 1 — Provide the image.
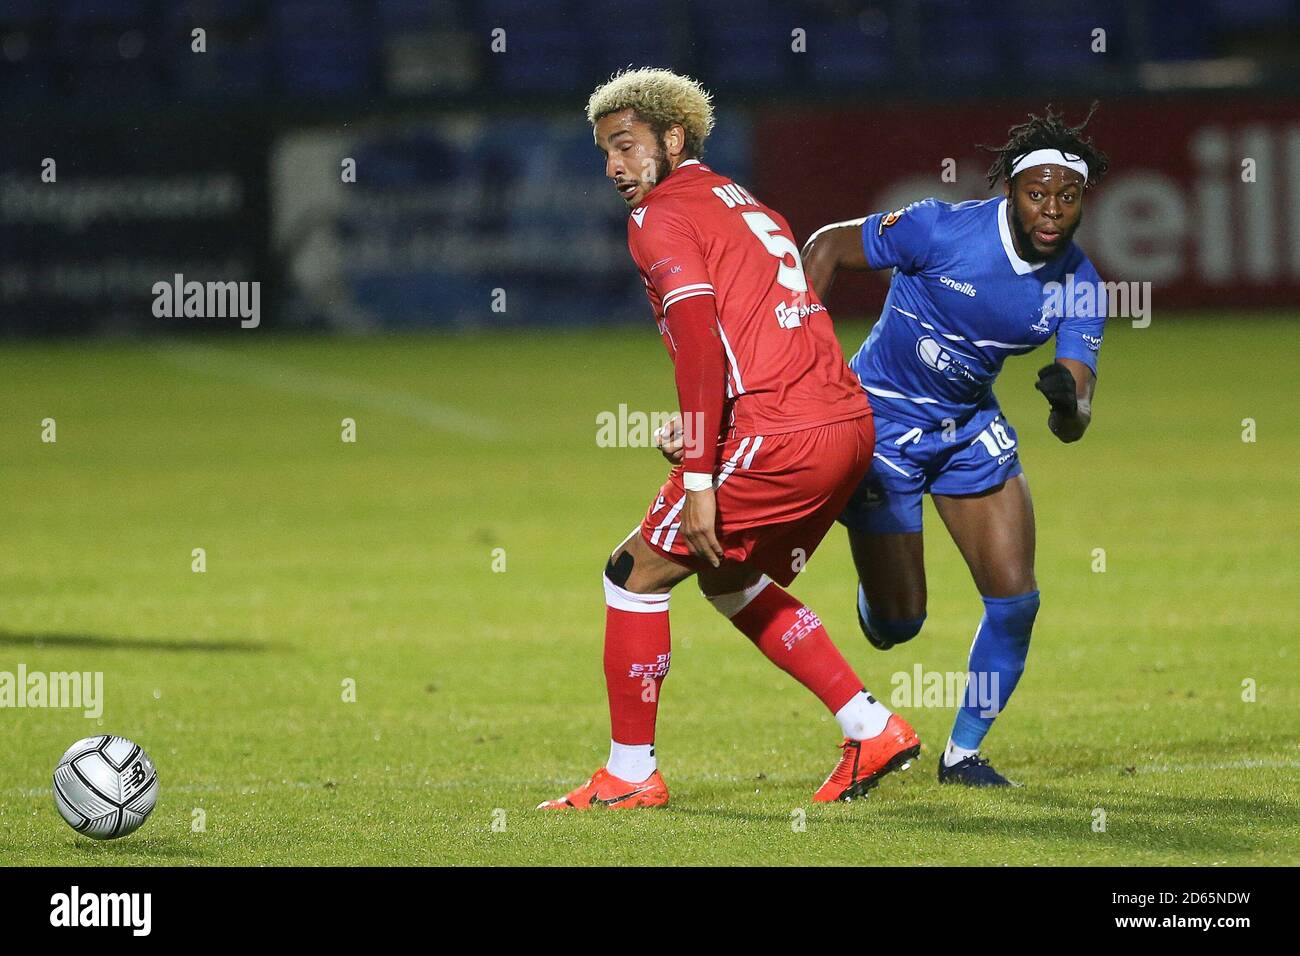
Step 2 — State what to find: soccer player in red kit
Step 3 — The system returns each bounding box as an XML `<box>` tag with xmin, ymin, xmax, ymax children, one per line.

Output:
<box><xmin>539</xmin><ymin>69</ymin><xmax>919</xmax><ymax>810</ymax></box>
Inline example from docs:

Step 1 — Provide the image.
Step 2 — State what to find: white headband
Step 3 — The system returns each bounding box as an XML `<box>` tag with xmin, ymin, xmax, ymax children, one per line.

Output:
<box><xmin>1010</xmin><ymin>148</ymin><xmax>1089</xmax><ymax>181</ymax></box>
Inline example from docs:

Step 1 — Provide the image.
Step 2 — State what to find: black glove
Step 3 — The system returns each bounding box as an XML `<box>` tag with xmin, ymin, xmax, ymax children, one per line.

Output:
<box><xmin>1035</xmin><ymin>362</ymin><xmax>1077</xmax><ymax>416</ymax></box>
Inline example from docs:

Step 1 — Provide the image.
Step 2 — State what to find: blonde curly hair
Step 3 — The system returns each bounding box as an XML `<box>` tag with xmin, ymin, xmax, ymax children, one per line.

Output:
<box><xmin>586</xmin><ymin>67</ymin><xmax>715</xmax><ymax>158</ymax></box>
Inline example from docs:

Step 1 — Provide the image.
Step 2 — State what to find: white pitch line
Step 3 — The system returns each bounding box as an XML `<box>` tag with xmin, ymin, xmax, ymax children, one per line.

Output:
<box><xmin>155</xmin><ymin>343</ymin><xmax>508</xmax><ymax>441</ymax></box>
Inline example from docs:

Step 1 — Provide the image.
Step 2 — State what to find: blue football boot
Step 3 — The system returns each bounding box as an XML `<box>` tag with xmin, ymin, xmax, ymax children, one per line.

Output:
<box><xmin>938</xmin><ymin>754</ymin><xmax>1017</xmax><ymax>787</ymax></box>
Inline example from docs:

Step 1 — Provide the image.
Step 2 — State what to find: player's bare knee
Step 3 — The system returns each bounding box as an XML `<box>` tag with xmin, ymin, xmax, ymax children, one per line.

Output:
<box><xmin>857</xmin><ymin>584</ymin><xmax>926</xmax><ymax>647</ymax></box>
<box><xmin>865</xmin><ymin>590</ymin><xmax>926</xmax><ymax>624</ymax></box>
<box><xmin>981</xmin><ymin>571</ymin><xmax>1037</xmax><ymax>600</ymax></box>
<box><xmin>604</xmin><ymin>549</ymin><xmax>634</xmax><ymax>588</ymax></box>
<box><xmin>703</xmin><ymin>572</ymin><xmax>772</xmax><ymax>618</ymax></box>
<box><xmin>863</xmin><ymin>612</ymin><xmax>926</xmax><ymax>646</ymax></box>
<box><xmin>892</xmin><ymin>594</ymin><xmax>928</xmax><ymax>622</ymax></box>
<box><xmin>698</xmin><ymin>564</ymin><xmax>762</xmax><ymax>599</ymax></box>
<box><xmin>608</xmin><ymin>535</ymin><xmax>690</xmax><ymax>594</ymax></box>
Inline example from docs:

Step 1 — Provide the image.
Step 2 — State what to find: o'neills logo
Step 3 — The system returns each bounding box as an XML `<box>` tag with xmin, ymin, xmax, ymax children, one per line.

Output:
<box><xmin>151</xmin><ymin>273</ymin><xmax>260</xmax><ymax>328</ymax></box>
<box><xmin>939</xmin><ymin>275</ymin><xmax>977</xmax><ymax>297</ymax></box>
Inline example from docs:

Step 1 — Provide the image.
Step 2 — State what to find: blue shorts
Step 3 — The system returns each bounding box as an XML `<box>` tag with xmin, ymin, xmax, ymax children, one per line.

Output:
<box><xmin>838</xmin><ymin>406</ymin><xmax>1023</xmax><ymax>535</ymax></box>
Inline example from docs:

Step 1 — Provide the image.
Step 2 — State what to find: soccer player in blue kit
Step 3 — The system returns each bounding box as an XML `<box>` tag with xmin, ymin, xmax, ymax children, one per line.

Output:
<box><xmin>801</xmin><ymin>106</ymin><xmax>1110</xmax><ymax>786</ymax></box>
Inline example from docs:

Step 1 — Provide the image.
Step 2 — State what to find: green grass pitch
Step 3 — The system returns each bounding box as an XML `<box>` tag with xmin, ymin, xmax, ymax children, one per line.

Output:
<box><xmin>1</xmin><ymin>315</ymin><xmax>1296</xmax><ymax>866</ymax></box>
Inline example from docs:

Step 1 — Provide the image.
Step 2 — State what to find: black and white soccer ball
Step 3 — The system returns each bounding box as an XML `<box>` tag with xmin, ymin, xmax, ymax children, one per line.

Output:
<box><xmin>52</xmin><ymin>735</ymin><xmax>159</xmax><ymax>839</ymax></box>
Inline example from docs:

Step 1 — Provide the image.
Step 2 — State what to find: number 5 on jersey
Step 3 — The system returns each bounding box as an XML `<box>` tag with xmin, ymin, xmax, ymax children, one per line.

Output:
<box><xmin>742</xmin><ymin>211</ymin><xmax>808</xmax><ymax>295</ymax></box>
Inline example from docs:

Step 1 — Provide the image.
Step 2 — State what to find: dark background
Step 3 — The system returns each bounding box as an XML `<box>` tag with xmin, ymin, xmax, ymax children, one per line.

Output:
<box><xmin>2</xmin><ymin>0</ymin><xmax>1299</xmax><ymax>334</ymax></box>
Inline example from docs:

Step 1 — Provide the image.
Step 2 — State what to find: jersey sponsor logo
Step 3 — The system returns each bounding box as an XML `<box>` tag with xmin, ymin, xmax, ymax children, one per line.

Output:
<box><xmin>1031</xmin><ymin>305</ymin><xmax>1053</xmax><ymax>334</ymax></box>
<box><xmin>1081</xmin><ymin>332</ymin><xmax>1103</xmax><ymax>351</ymax></box>
<box><xmin>773</xmin><ymin>298</ymin><xmax>826</xmax><ymax>329</ymax></box>
<box><xmin>628</xmin><ymin>653</ymin><xmax>670</xmax><ymax>680</ymax></box>
<box><xmin>780</xmin><ymin>607</ymin><xmax>823</xmax><ymax>651</ymax></box>
<box><xmin>915</xmin><ymin>336</ymin><xmax>979</xmax><ymax>383</ymax></box>
<box><xmin>631</xmin><ymin>207</ymin><xmax>647</xmax><ymax>228</ymax></box>
<box><xmin>939</xmin><ymin>275</ymin><xmax>977</xmax><ymax>297</ymax></box>
<box><xmin>878</xmin><ymin>208</ymin><xmax>905</xmax><ymax>234</ymax></box>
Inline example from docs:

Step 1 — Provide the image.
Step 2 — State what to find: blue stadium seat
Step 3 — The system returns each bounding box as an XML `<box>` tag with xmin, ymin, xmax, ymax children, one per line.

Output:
<box><xmin>917</xmin><ymin>0</ymin><xmax>1007</xmax><ymax>78</ymax></box>
<box><xmin>172</xmin><ymin>37</ymin><xmax>269</xmax><ymax>97</ymax></box>
<box><xmin>1209</xmin><ymin>0</ymin><xmax>1296</xmax><ymax>26</ymax></box>
<box><xmin>473</xmin><ymin>0</ymin><xmax>581</xmax><ymax>31</ymax></box>
<box><xmin>1142</xmin><ymin>0</ymin><xmax>1215</xmax><ymax>59</ymax></box>
<box><xmin>1012</xmin><ymin>0</ymin><xmax>1125</xmax><ymax>73</ymax></box>
<box><xmin>804</xmin><ymin>18</ymin><xmax>893</xmax><ymax>86</ymax></box>
<box><xmin>377</xmin><ymin>0</ymin><xmax>451</xmax><ymax>32</ymax></box>
<box><xmin>700</xmin><ymin>22</ymin><xmax>794</xmax><ymax>87</ymax></box>
<box><xmin>694</xmin><ymin>0</ymin><xmax>799</xmax><ymax>85</ymax></box>
<box><xmin>272</xmin><ymin>1</ymin><xmax>361</xmax><ymax>32</ymax></box>
<box><xmin>587</xmin><ymin>28</ymin><xmax>674</xmax><ymax>79</ymax></box>
<box><xmin>272</xmin><ymin>2</ymin><xmax>374</xmax><ymax>96</ymax></box>
<box><xmin>55</xmin><ymin>1</ymin><xmax>161</xmax><ymax>99</ymax></box>
<box><xmin>491</xmin><ymin>28</ymin><xmax>588</xmax><ymax>91</ymax></box>
<box><xmin>1020</xmin><ymin>20</ymin><xmax>1123</xmax><ymax>72</ymax></box>
<box><xmin>173</xmin><ymin>0</ymin><xmax>262</xmax><ymax>25</ymax></box>
<box><xmin>279</xmin><ymin>38</ymin><xmax>373</xmax><ymax>95</ymax></box>
<box><xmin>62</xmin><ymin>0</ymin><xmax>147</xmax><ymax>25</ymax></box>
<box><xmin>692</xmin><ymin>0</ymin><xmax>791</xmax><ymax>28</ymax></box>
<box><xmin>0</xmin><ymin>0</ymin><xmax>51</xmax><ymax>27</ymax></box>
<box><xmin>0</xmin><ymin>32</ymin><xmax>58</xmax><ymax>99</ymax></box>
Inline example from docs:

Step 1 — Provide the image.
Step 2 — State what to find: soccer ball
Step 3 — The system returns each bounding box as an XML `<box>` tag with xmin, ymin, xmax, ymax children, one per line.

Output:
<box><xmin>52</xmin><ymin>735</ymin><xmax>159</xmax><ymax>840</ymax></box>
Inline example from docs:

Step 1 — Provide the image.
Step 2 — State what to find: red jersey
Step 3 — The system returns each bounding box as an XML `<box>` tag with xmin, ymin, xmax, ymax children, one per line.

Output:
<box><xmin>626</xmin><ymin>160</ymin><xmax>868</xmax><ymax>449</ymax></box>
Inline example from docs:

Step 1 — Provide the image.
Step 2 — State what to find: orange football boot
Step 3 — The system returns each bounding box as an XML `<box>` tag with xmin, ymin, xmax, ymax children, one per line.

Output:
<box><xmin>537</xmin><ymin>767</ymin><xmax>670</xmax><ymax>810</ymax></box>
<box><xmin>812</xmin><ymin>714</ymin><xmax>921</xmax><ymax>802</ymax></box>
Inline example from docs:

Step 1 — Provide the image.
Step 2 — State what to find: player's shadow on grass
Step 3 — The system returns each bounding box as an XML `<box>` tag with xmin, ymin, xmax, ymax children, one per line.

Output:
<box><xmin>0</xmin><ymin>630</ymin><xmax>270</xmax><ymax>653</ymax></box>
<box><xmin>922</xmin><ymin>787</ymin><xmax>1296</xmax><ymax>855</ymax></box>
<box><xmin>668</xmin><ymin>786</ymin><xmax>1298</xmax><ymax>857</ymax></box>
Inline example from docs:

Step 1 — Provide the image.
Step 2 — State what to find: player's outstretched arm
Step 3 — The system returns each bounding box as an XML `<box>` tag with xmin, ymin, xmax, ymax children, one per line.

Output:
<box><xmin>801</xmin><ymin>219</ymin><xmax>869</xmax><ymax>300</ymax></box>
<box><xmin>1036</xmin><ymin>358</ymin><xmax>1095</xmax><ymax>443</ymax></box>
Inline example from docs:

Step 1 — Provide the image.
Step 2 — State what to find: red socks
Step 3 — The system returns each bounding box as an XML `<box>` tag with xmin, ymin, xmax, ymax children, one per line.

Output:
<box><xmin>602</xmin><ymin>576</ymin><xmax>671</xmax><ymax>745</ymax></box>
<box><xmin>714</xmin><ymin>576</ymin><xmax>863</xmax><ymax>714</ymax></box>
<box><xmin>602</xmin><ymin>571</ymin><xmax>866</xmax><ymax>753</ymax></box>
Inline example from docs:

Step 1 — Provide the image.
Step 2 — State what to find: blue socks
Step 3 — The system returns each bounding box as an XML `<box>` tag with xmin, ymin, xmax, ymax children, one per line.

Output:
<box><xmin>949</xmin><ymin>590</ymin><xmax>1040</xmax><ymax>751</ymax></box>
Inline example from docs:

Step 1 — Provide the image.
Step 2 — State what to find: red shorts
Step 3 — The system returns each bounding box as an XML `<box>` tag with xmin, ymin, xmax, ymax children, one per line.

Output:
<box><xmin>640</xmin><ymin>415</ymin><xmax>874</xmax><ymax>587</ymax></box>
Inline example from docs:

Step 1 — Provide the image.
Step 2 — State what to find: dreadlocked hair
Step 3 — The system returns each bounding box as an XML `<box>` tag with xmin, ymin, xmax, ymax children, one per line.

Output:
<box><xmin>981</xmin><ymin>102</ymin><xmax>1109</xmax><ymax>190</ymax></box>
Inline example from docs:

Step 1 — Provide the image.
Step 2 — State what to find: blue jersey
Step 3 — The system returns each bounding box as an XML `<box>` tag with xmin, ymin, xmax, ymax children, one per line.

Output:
<box><xmin>848</xmin><ymin>197</ymin><xmax>1105</xmax><ymax>428</ymax></box>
